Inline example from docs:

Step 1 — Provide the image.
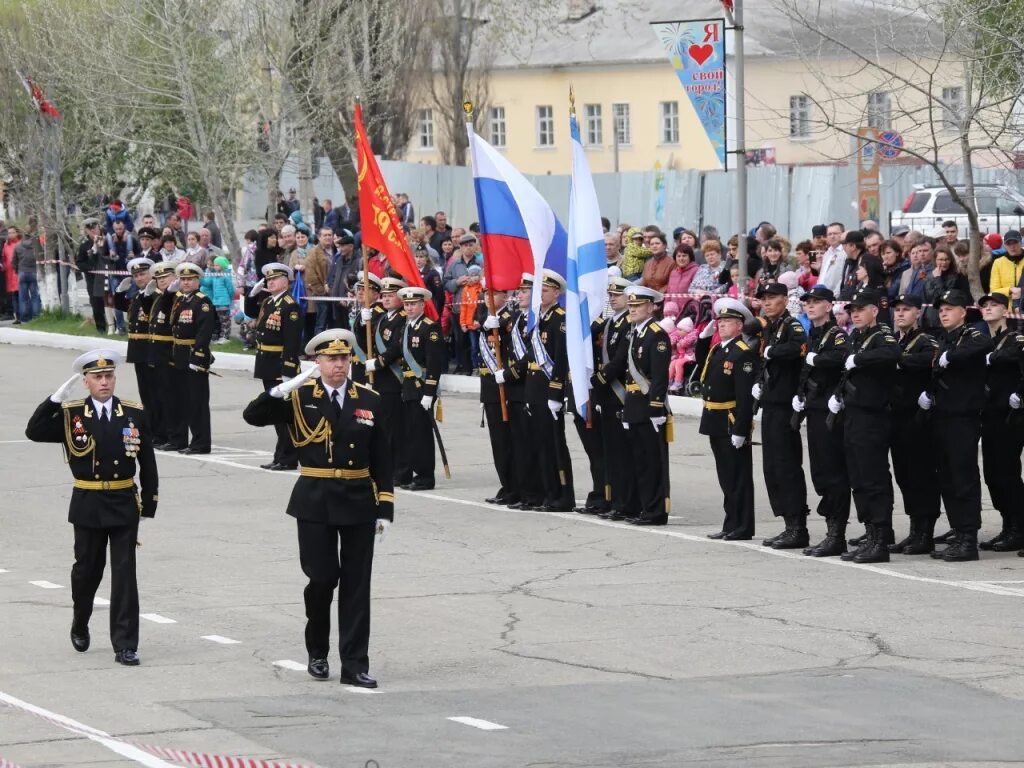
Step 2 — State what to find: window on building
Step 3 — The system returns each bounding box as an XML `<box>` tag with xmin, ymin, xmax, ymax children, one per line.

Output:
<box><xmin>536</xmin><ymin>105</ymin><xmax>554</xmax><ymax>146</ymax></box>
<box><xmin>660</xmin><ymin>101</ymin><xmax>679</xmax><ymax>144</ymax></box>
<box><xmin>417</xmin><ymin>109</ymin><xmax>434</xmax><ymax>149</ymax></box>
<box><xmin>613</xmin><ymin>103</ymin><xmax>631</xmax><ymax>145</ymax></box>
<box><xmin>867</xmin><ymin>91</ymin><xmax>891</xmax><ymax>130</ymax></box>
<box><xmin>583</xmin><ymin>104</ymin><xmax>603</xmax><ymax>146</ymax></box>
<box><xmin>942</xmin><ymin>86</ymin><xmax>965</xmax><ymax>130</ymax></box>
<box><xmin>488</xmin><ymin>106</ymin><xmax>506</xmax><ymax>148</ymax></box>
<box><xmin>789</xmin><ymin>95</ymin><xmax>811</xmax><ymax>138</ymax></box>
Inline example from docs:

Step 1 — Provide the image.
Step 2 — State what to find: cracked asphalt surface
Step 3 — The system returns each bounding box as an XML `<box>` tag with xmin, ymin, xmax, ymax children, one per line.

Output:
<box><xmin>3</xmin><ymin>344</ymin><xmax>1024</xmax><ymax>768</ymax></box>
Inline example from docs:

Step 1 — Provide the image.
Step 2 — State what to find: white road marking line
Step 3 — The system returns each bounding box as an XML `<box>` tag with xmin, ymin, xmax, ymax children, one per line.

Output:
<box><xmin>342</xmin><ymin>686</ymin><xmax>381</xmax><ymax>695</ymax></box>
<box><xmin>28</xmin><ymin>580</ymin><xmax>62</xmax><ymax>589</ymax></box>
<box><xmin>140</xmin><ymin>613</ymin><xmax>176</xmax><ymax>624</ymax></box>
<box><xmin>161</xmin><ymin>447</ymin><xmax>1024</xmax><ymax>600</ymax></box>
<box><xmin>201</xmin><ymin>635</ymin><xmax>241</xmax><ymax>645</ymax></box>
<box><xmin>94</xmin><ymin>597</ymin><xmax>110</xmax><ymax>606</ymax></box>
<box><xmin>447</xmin><ymin>716</ymin><xmax>508</xmax><ymax>731</ymax></box>
<box><xmin>0</xmin><ymin>440</ymin><xmax>31</xmax><ymax>444</ymax></box>
<box><xmin>273</xmin><ymin>659</ymin><xmax>307</xmax><ymax>672</ymax></box>
<box><xmin>0</xmin><ymin>568</ymin><xmax>9</xmax><ymax>573</ymax></box>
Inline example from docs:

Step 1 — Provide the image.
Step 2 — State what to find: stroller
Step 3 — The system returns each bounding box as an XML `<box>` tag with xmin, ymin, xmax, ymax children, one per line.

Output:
<box><xmin>678</xmin><ymin>296</ymin><xmax>714</xmax><ymax>397</ymax></box>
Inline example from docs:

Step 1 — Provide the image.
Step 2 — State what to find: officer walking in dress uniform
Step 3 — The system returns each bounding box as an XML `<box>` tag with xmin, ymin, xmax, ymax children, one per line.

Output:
<box><xmin>349</xmin><ymin>271</ymin><xmax>385</xmax><ymax>385</ymax></box>
<box><xmin>479</xmin><ymin>287</ymin><xmax>519</xmax><ymax>505</ymax></box>
<box><xmin>170</xmin><ymin>261</ymin><xmax>215</xmax><ymax>454</ymax></box>
<box><xmin>243</xmin><ymin>330</ymin><xmax>393</xmax><ymax>688</ymax></box>
<box><xmin>698</xmin><ymin>298</ymin><xmax>758</xmax><ymax>539</ymax></box>
<box><xmin>398</xmin><ymin>286</ymin><xmax>445</xmax><ymax>490</ymax></box>
<box><xmin>363</xmin><ymin>277</ymin><xmax>409</xmax><ymax>485</ymax></box>
<box><xmin>113</xmin><ymin>257</ymin><xmax>155</xmax><ymax>414</ymax></box>
<box><xmin>25</xmin><ymin>350</ymin><xmax>158</xmax><ymax>666</ymax></box>
<box><xmin>146</xmin><ymin>262</ymin><xmax>178</xmax><ymax>448</ymax></box>
<box><xmin>252</xmin><ymin>262</ymin><xmax>303</xmax><ymax>470</ymax></box>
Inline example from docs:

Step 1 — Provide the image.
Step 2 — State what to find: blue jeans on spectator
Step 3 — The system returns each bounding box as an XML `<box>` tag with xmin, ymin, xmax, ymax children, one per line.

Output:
<box><xmin>18</xmin><ymin>272</ymin><xmax>42</xmax><ymax>321</ymax></box>
<box><xmin>107</xmin><ymin>275</ymin><xmax>125</xmax><ymax>332</ymax></box>
<box><xmin>315</xmin><ymin>302</ymin><xmax>332</xmax><ymax>335</ymax></box>
<box><xmin>467</xmin><ymin>329</ymin><xmax>482</xmax><ymax>371</ymax></box>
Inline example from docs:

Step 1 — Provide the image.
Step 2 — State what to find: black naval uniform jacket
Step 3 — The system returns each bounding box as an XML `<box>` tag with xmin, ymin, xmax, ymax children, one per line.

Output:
<box><xmin>400</xmin><ymin>314</ymin><xmax>444</xmax><ymax>401</ymax></box>
<box><xmin>984</xmin><ymin>326</ymin><xmax>1024</xmax><ymax>417</ymax></box>
<box><xmin>592</xmin><ymin>310</ymin><xmax>630</xmax><ymax>413</ymax></box>
<box><xmin>525</xmin><ymin>304</ymin><xmax>568</xmax><ymax>405</ymax></box>
<box><xmin>760</xmin><ymin>311</ymin><xmax>807</xmax><ymax>405</ymax></box>
<box><xmin>113</xmin><ymin>285</ymin><xmax>154</xmax><ymax>364</ymax></box>
<box><xmin>838</xmin><ymin>323</ymin><xmax>900</xmax><ymax>410</ymax></box>
<box><xmin>25</xmin><ymin>396</ymin><xmax>158</xmax><ymax>527</ymax></box>
<box><xmin>892</xmin><ymin>327</ymin><xmax>938</xmax><ymax>413</ymax></box>
<box><xmin>349</xmin><ymin>302</ymin><xmax>386</xmax><ymax>384</ymax></box>
<box><xmin>254</xmin><ymin>292</ymin><xmax>302</xmax><ymax>381</ymax></box>
<box><xmin>932</xmin><ymin>323</ymin><xmax>994</xmax><ymax>415</ymax></box>
<box><xmin>800</xmin><ymin>321</ymin><xmax>847</xmax><ymax>411</ymax></box>
<box><xmin>370</xmin><ymin>309</ymin><xmax>407</xmax><ymax>394</ymax></box>
<box><xmin>617</xmin><ymin>318</ymin><xmax>671</xmax><ymax>424</ymax></box>
<box><xmin>475</xmin><ymin>303</ymin><xmax>516</xmax><ymax>405</ymax></box>
<box><xmin>242</xmin><ymin>379</ymin><xmax>395</xmax><ymax>525</ymax></box>
<box><xmin>170</xmin><ymin>290</ymin><xmax>216</xmax><ymax>372</ymax></box>
<box><xmin>502</xmin><ymin>310</ymin><xmax>531</xmax><ymax>404</ymax></box>
<box><xmin>697</xmin><ymin>335</ymin><xmax>758</xmax><ymax>438</ymax></box>
<box><xmin>148</xmin><ymin>289</ymin><xmax>177</xmax><ymax>367</ymax></box>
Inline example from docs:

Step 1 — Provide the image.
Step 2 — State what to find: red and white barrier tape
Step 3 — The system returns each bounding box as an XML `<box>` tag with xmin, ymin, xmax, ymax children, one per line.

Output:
<box><xmin>0</xmin><ymin>756</ymin><xmax>25</xmax><ymax>768</ymax></box>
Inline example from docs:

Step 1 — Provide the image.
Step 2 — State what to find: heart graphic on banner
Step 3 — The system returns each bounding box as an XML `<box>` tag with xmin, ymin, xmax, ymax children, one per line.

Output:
<box><xmin>688</xmin><ymin>44</ymin><xmax>714</xmax><ymax>66</ymax></box>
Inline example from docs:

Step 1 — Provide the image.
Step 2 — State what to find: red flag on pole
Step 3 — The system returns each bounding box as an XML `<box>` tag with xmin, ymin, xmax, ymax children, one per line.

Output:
<box><xmin>353</xmin><ymin>103</ymin><xmax>437</xmax><ymax>319</ymax></box>
<box><xmin>721</xmin><ymin>0</ymin><xmax>734</xmax><ymax>11</ymax></box>
<box><xmin>17</xmin><ymin>70</ymin><xmax>61</xmax><ymax>120</ymax></box>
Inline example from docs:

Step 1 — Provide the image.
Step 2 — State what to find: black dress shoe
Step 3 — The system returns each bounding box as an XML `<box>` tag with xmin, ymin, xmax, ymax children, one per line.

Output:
<box><xmin>485</xmin><ymin>494</ymin><xmax>504</xmax><ymax>504</ymax></box>
<box><xmin>934</xmin><ymin>528</ymin><xmax>956</xmax><ymax>544</ymax></box>
<box><xmin>307</xmin><ymin>657</ymin><xmax>330</xmax><ymax>680</ymax></box>
<box><xmin>340</xmin><ymin>669</ymin><xmax>378</xmax><ymax>688</ymax></box>
<box><xmin>724</xmin><ymin>531</ymin><xmax>753</xmax><ymax>540</ymax></box>
<box><xmin>707</xmin><ymin>530</ymin><xmax>728</xmax><ymax>540</ymax></box>
<box><xmin>114</xmin><ymin>649</ymin><xmax>140</xmax><ymax>666</ymax></box>
<box><xmin>271</xmin><ymin>463</ymin><xmax>297</xmax><ymax>471</ymax></box>
<box><xmin>632</xmin><ymin>515</ymin><xmax>668</xmax><ymax>526</ymax></box>
<box><xmin>179</xmin><ymin>447</ymin><xmax>211</xmax><ymax>455</ymax></box>
<box><xmin>156</xmin><ymin>443</ymin><xmax>183</xmax><ymax>451</ymax></box>
<box><xmin>542</xmin><ymin>504</ymin><xmax>572</xmax><ymax>512</ymax></box>
<box><xmin>260</xmin><ymin>461</ymin><xmax>278</xmax><ymax>470</ymax></box>
<box><xmin>499</xmin><ymin>496</ymin><xmax>520</xmax><ymax>506</ymax></box>
<box><xmin>409</xmin><ymin>481</ymin><xmax>435</xmax><ymax>491</ymax></box>
<box><xmin>70</xmin><ymin>626</ymin><xmax>90</xmax><ymax>652</ymax></box>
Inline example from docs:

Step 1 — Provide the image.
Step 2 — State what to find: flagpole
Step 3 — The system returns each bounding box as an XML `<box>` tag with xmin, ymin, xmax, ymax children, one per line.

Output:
<box><xmin>362</xmin><ymin>245</ymin><xmax>374</xmax><ymax>385</ymax></box>
<box><xmin>464</xmin><ymin>100</ymin><xmax>509</xmax><ymax>423</ymax></box>
<box><xmin>568</xmin><ymin>86</ymin><xmax>594</xmax><ymax>430</ymax></box>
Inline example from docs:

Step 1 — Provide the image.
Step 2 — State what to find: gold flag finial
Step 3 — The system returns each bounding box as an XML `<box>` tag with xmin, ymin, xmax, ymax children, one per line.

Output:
<box><xmin>569</xmin><ymin>85</ymin><xmax>576</xmax><ymax>115</ymax></box>
<box><xmin>463</xmin><ymin>101</ymin><xmax>474</xmax><ymax>119</ymax></box>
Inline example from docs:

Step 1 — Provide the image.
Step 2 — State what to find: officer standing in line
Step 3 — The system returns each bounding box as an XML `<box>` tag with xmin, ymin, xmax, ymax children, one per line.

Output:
<box><xmin>828</xmin><ymin>288</ymin><xmax>900</xmax><ymax>563</ymax></box>
<box><xmin>170</xmin><ymin>261</ymin><xmax>215</xmax><ymax>455</ymax></box>
<box><xmin>568</xmin><ymin>371</ymin><xmax>608</xmax><ymax>515</ymax></box>
<box><xmin>145</xmin><ymin>262</ymin><xmax>178</xmax><ymax>449</ymax></box>
<box><xmin>25</xmin><ymin>350</ymin><xmax>158</xmax><ymax>666</ymax></box>
<box><xmin>397</xmin><ymin>286</ymin><xmax>444</xmax><ymax>490</ymax></box>
<box><xmin>252</xmin><ymin>262</ymin><xmax>303</xmax><ymax>471</ymax></box>
<box><xmin>242</xmin><ymin>330</ymin><xmax>393</xmax><ymax>688</ymax></box>
<box><xmin>790</xmin><ymin>285</ymin><xmax>851</xmax><ymax>557</ymax></box>
<box><xmin>698</xmin><ymin>298</ymin><xmax>757</xmax><ymax>539</ymax></box>
<box><xmin>113</xmin><ymin>257</ymin><xmax>155</xmax><ymax>413</ymax></box>
<box><xmin>752</xmin><ymin>283</ymin><xmax>809</xmax><ymax>549</ymax></box>
<box><xmin>363</xmin><ymin>277</ymin><xmax>409</xmax><ymax>485</ymax></box>
<box><xmin>593</xmin><ymin>275</ymin><xmax>638</xmax><ymax>521</ymax></box>
<box><xmin>479</xmin><ymin>286</ymin><xmax>519</xmax><ymax>505</ymax></box>
<box><xmin>349</xmin><ymin>271</ymin><xmax>385</xmax><ymax>385</ymax></box>
<box><xmin>887</xmin><ymin>294</ymin><xmax>941</xmax><ymax>555</ymax></box>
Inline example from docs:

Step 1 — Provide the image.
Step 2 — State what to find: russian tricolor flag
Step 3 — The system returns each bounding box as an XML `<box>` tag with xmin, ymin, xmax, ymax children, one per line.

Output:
<box><xmin>466</xmin><ymin>120</ymin><xmax>566</xmax><ymax>326</ymax></box>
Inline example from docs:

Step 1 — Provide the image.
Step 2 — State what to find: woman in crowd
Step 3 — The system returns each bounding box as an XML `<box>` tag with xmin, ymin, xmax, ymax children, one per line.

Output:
<box><xmin>666</xmin><ymin>243</ymin><xmax>699</xmax><ymax>304</ymax></box>
<box><xmin>689</xmin><ymin>241</ymin><xmax>728</xmax><ymax>296</ymax></box>
<box><xmin>881</xmin><ymin>239</ymin><xmax>910</xmax><ymax>305</ymax></box>
<box><xmin>415</xmin><ymin>245</ymin><xmax>445</xmax><ymax>316</ymax></box>
<box><xmin>922</xmin><ymin>246</ymin><xmax>970</xmax><ymax>330</ymax></box>
<box><xmin>754</xmin><ymin>238</ymin><xmax>792</xmax><ymax>287</ymax></box>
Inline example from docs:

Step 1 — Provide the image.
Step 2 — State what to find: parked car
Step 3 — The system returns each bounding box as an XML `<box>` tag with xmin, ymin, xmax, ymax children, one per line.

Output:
<box><xmin>889</xmin><ymin>184</ymin><xmax>1024</xmax><ymax>235</ymax></box>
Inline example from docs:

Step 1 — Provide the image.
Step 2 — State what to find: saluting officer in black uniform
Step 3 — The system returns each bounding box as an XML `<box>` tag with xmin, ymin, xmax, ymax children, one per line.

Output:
<box><xmin>363</xmin><ymin>277</ymin><xmax>409</xmax><ymax>485</ymax></box>
<box><xmin>593</xmin><ymin>276</ymin><xmax>638</xmax><ymax>520</ymax></box>
<box><xmin>243</xmin><ymin>329</ymin><xmax>393</xmax><ymax>688</ymax></box>
<box><xmin>698</xmin><ymin>298</ymin><xmax>757</xmax><ymax>539</ymax></box>
<box><xmin>887</xmin><ymin>294</ymin><xmax>941</xmax><ymax>555</ymax></box>
<box><xmin>25</xmin><ymin>350</ymin><xmax>158</xmax><ymax>666</ymax></box>
<box><xmin>113</xmin><ymin>257</ymin><xmax>155</xmax><ymax>414</ymax></box>
<box><xmin>478</xmin><ymin>287</ymin><xmax>519</xmax><ymax>505</ymax></box>
<box><xmin>146</xmin><ymin>262</ymin><xmax>178</xmax><ymax>448</ymax></box>
<box><xmin>790</xmin><ymin>285</ymin><xmax>851</xmax><ymax>557</ymax></box>
<box><xmin>349</xmin><ymin>271</ymin><xmax>385</xmax><ymax>385</ymax></box>
<box><xmin>828</xmin><ymin>288</ymin><xmax>900</xmax><ymax>563</ymax></box>
<box><xmin>170</xmin><ymin>261</ymin><xmax>216</xmax><ymax>454</ymax></box>
<box><xmin>753</xmin><ymin>283</ymin><xmax>809</xmax><ymax>549</ymax></box>
<box><xmin>252</xmin><ymin>262</ymin><xmax>304</xmax><ymax>471</ymax></box>
<box><xmin>398</xmin><ymin>286</ymin><xmax>445</xmax><ymax>490</ymax></box>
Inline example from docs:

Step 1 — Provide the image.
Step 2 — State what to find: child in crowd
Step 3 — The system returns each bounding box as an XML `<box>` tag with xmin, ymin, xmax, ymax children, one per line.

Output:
<box><xmin>202</xmin><ymin>255</ymin><xmax>235</xmax><ymax>342</ymax></box>
<box><xmin>459</xmin><ymin>264</ymin><xmax>484</xmax><ymax>372</ymax></box>
<box><xmin>669</xmin><ymin>315</ymin><xmax>698</xmax><ymax>392</ymax></box>
<box><xmin>727</xmin><ymin>264</ymin><xmax>756</xmax><ymax>298</ymax></box>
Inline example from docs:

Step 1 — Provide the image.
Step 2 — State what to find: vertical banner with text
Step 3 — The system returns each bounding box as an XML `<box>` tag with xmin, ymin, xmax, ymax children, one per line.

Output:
<box><xmin>856</xmin><ymin>126</ymin><xmax>880</xmax><ymax>225</ymax></box>
<box><xmin>651</xmin><ymin>19</ymin><xmax>727</xmax><ymax>170</ymax></box>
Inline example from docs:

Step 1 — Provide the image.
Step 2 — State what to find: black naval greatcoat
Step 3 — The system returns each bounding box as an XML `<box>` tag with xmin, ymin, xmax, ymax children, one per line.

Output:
<box><xmin>348</xmin><ymin>302</ymin><xmax>386</xmax><ymax>385</ymax></box>
<box><xmin>370</xmin><ymin>308</ymin><xmax>409</xmax><ymax>484</ymax></box>
<box><xmin>982</xmin><ymin>326</ymin><xmax>1024</xmax><ymax>529</ymax></box>
<box><xmin>400</xmin><ymin>313</ymin><xmax>445</xmax><ymax>485</ymax></box>
<box><xmin>591</xmin><ymin>310</ymin><xmax>635</xmax><ymax>515</ymax></box>
<box><xmin>475</xmin><ymin>302</ymin><xmax>518</xmax><ymax>501</ymax></box>
<box><xmin>113</xmin><ymin>283</ymin><xmax>156</xmax><ymax>419</ymax></box>
<box><xmin>254</xmin><ymin>292</ymin><xmax>303</xmax><ymax>381</ymax></box>
<box><xmin>170</xmin><ymin>289</ymin><xmax>216</xmax><ymax>452</ymax></box>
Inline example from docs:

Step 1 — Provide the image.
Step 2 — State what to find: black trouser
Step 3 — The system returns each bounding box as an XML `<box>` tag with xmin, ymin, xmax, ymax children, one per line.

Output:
<box><xmin>134</xmin><ymin>362</ymin><xmax>152</xmax><ymax>411</ymax></box>
<box><xmin>186</xmin><ymin>368</ymin><xmax>211</xmax><ymax>451</ymax></box>
<box><xmin>403</xmin><ymin>399</ymin><xmax>435</xmax><ymax>484</ymax></box>
<box><xmin>573</xmin><ymin>408</ymin><xmax>607</xmax><ymax>511</ymax></box>
<box><xmin>934</xmin><ymin>413</ymin><xmax>982</xmax><ymax>531</ymax></box>
<box><xmin>71</xmin><ymin>522</ymin><xmax>139</xmax><ymax>652</ymax></box>
<box><xmin>484</xmin><ymin>401</ymin><xmax>516</xmax><ymax>498</ymax></box>
<box><xmin>167</xmin><ymin>365</ymin><xmax>190</xmax><ymax>448</ymax></box>
<box><xmin>625</xmin><ymin>420</ymin><xmax>670</xmax><ymax>521</ymax></box>
<box><xmin>89</xmin><ymin>296</ymin><xmax>107</xmax><ymax>332</ymax></box>
<box><xmin>296</xmin><ymin>519</ymin><xmax>375</xmax><ymax>673</ymax></box>
<box><xmin>529</xmin><ymin>403</ymin><xmax>574</xmax><ymax>508</ymax></box>
<box><xmin>890</xmin><ymin>409</ymin><xmax>940</xmax><ymax>521</ymax></box>
<box><xmin>262</xmin><ymin>377</ymin><xmax>298</xmax><ymax>466</ymax></box>
<box><xmin>509</xmin><ymin>401</ymin><xmax>543</xmax><ymax>505</ymax></box>
<box><xmin>377</xmin><ymin>389</ymin><xmax>410</xmax><ymax>484</ymax></box>
<box><xmin>760</xmin><ymin>405</ymin><xmax>808</xmax><ymax>520</ymax></box>
<box><xmin>806</xmin><ymin>408</ymin><xmax>851</xmax><ymax>523</ymax></box>
<box><xmin>982</xmin><ymin>411</ymin><xmax>1024</xmax><ymax>529</ymax></box>
<box><xmin>843</xmin><ymin>407</ymin><xmax>893</xmax><ymax>526</ymax></box>
<box><xmin>302</xmin><ymin>313</ymin><xmax>316</xmax><ymax>345</ymax></box>
<box><xmin>709</xmin><ymin>435</ymin><xmax>754</xmax><ymax>536</ymax></box>
<box><xmin>599</xmin><ymin>400</ymin><xmax>636</xmax><ymax>514</ymax></box>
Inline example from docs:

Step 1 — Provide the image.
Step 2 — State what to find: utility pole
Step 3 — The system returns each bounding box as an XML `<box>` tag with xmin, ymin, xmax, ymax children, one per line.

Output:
<box><xmin>727</xmin><ymin>0</ymin><xmax>748</xmax><ymax>285</ymax></box>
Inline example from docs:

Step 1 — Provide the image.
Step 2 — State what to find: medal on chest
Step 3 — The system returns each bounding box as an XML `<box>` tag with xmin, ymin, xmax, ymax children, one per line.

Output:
<box><xmin>156</xmin><ymin>310</ymin><xmax>166</xmax><ymax>325</ymax></box>
<box><xmin>266</xmin><ymin>310</ymin><xmax>281</xmax><ymax>331</ymax></box>
<box><xmin>71</xmin><ymin>415</ymin><xmax>89</xmax><ymax>447</ymax></box>
<box><xmin>383</xmin><ymin>328</ymin><xmax>392</xmax><ymax>341</ymax></box>
<box><xmin>179</xmin><ymin>309</ymin><xmax>193</xmax><ymax>325</ymax></box>
<box><xmin>541</xmin><ymin>331</ymin><xmax>548</xmax><ymax>344</ymax></box>
<box><xmin>355</xmin><ymin>408</ymin><xmax>375</xmax><ymax>426</ymax></box>
<box><xmin>723</xmin><ymin>360</ymin><xmax>733</xmax><ymax>376</ymax></box>
<box><xmin>412</xmin><ymin>335</ymin><xmax>421</xmax><ymax>348</ymax></box>
<box><xmin>122</xmin><ymin>418</ymin><xmax>141</xmax><ymax>458</ymax></box>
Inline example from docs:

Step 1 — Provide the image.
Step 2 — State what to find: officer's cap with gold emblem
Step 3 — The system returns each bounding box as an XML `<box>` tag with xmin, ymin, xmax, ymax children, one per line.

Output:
<box><xmin>608</xmin><ymin>275</ymin><xmax>632</xmax><ymax>294</ymax></box>
<box><xmin>398</xmin><ymin>286</ymin><xmax>432</xmax><ymax>303</ymax></box>
<box><xmin>712</xmin><ymin>296</ymin><xmax>754</xmax><ymax>323</ymax></box>
<box><xmin>152</xmin><ymin>261</ymin><xmax>176</xmax><ymax>278</ymax></box>
<box><xmin>355</xmin><ymin>271</ymin><xmax>384</xmax><ymax>290</ymax></box>
<box><xmin>73</xmin><ymin>348</ymin><xmax>122</xmax><ymax>374</ymax></box>
<box><xmin>304</xmin><ymin>329</ymin><xmax>357</xmax><ymax>357</ymax></box>
<box><xmin>127</xmin><ymin>257</ymin><xmax>154</xmax><ymax>275</ymax></box>
<box><xmin>174</xmin><ymin>261</ymin><xmax>204</xmax><ymax>278</ymax></box>
<box><xmin>624</xmin><ymin>285</ymin><xmax>664</xmax><ymax>305</ymax></box>
<box><xmin>380</xmin><ymin>276</ymin><xmax>407</xmax><ymax>294</ymax></box>
<box><xmin>261</xmin><ymin>262</ymin><xmax>294</xmax><ymax>281</ymax></box>
<box><xmin>518</xmin><ymin>272</ymin><xmax>535</xmax><ymax>290</ymax></box>
<box><xmin>541</xmin><ymin>269</ymin><xmax>567</xmax><ymax>292</ymax></box>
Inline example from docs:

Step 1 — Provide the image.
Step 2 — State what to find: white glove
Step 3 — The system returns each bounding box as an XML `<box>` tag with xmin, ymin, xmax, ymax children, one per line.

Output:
<box><xmin>731</xmin><ymin>434</ymin><xmax>746</xmax><ymax>449</ymax></box>
<box><xmin>595</xmin><ymin>404</ymin><xmax>602</xmax><ymax>414</ymax></box>
<box><xmin>169</xmin><ymin>279</ymin><xmax>181</xmax><ymax>293</ymax></box>
<box><xmin>699</xmin><ymin>322</ymin><xmax>715</xmax><ymax>339</ymax></box>
<box><xmin>763</xmin><ymin>346</ymin><xmax>772</xmax><ymax>360</ymax></box>
<box><xmin>420</xmin><ymin>395</ymin><xmax>432</xmax><ymax>411</ymax></box>
<box><xmin>917</xmin><ymin>391</ymin><xmax>933</xmax><ymax>410</ymax></box>
<box><xmin>622</xmin><ymin>421</ymin><xmax>630</xmax><ymax>430</ymax></box>
<box><xmin>115</xmin><ymin>277</ymin><xmax>132</xmax><ymax>293</ymax></box>
<box><xmin>247</xmin><ymin>278</ymin><xmax>265</xmax><ymax>298</ymax></box>
<box><xmin>143</xmin><ymin>279</ymin><xmax>157</xmax><ymax>297</ymax></box>
<box><xmin>844</xmin><ymin>355</ymin><xmax>857</xmax><ymax>371</ymax></box>
<box><xmin>375</xmin><ymin>519</ymin><xmax>390</xmax><ymax>543</ymax></box>
<box><xmin>270</xmin><ymin>364</ymin><xmax>319</xmax><ymax>397</ymax></box>
<box><xmin>805</xmin><ymin>352</ymin><xmax>817</xmax><ymax>367</ymax></box>
<box><xmin>364</xmin><ymin>359</ymin><xmax>377</xmax><ymax>373</ymax></box>
<box><xmin>1010</xmin><ymin>393</ymin><xmax>1023</xmax><ymax>410</ymax></box>
<box><xmin>986</xmin><ymin>352</ymin><xmax>992</xmax><ymax>366</ymax></box>
<box><xmin>547</xmin><ymin>399</ymin><xmax>562</xmax><ymax>416</ymax></box>
<box><xmin>651</xmin><ymin>416</ymin><xmax>667</xmax><ymax>430</ymax></box>
<box><xmin>50</xmin><ymin>374</ymin><xmax>80</xmax><ymax>403</ymax></box>
<box><xmin>494</xmin><ymin>368</ymin><xmax>506</xmax><ymax>384</ymax></box>
<box><xmin>827</xmin><ymin>395</ymin><xmax>843</xmax><ymax>414</ymax></box>
<box><xmin>938</xmin><ymin>351</ymin><xmax>949</xmax><ymax>368</ymax></box>
<box><xmin>483</xmin><ymin>315</ymin><xmax>500</xmax><ymax>330</ymax></box>
<box><xmin>360</xmin><ymin>307</ymin><xmax>373</xmax><ymax>322</ymax></box>
<box><xmin>791</xmin><ymin>395</ymin><xmax>805</xmax><ymax>412</ymax></box>
<box><xmin>188</xmin><ymin>363</ymin><xmax>200</xmax><ymax>372</ymax></box>
<box><xmin>751</xmin><ymin>383</ymin><xmax>762</xmax><ymax>400</ymax></box>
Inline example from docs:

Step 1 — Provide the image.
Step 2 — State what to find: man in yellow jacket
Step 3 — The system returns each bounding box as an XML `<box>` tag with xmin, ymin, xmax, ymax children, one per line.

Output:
<box><xmin>989</xmin><ymin>230</ymin><xmax>1024</xmax><ymax>305</ymax></box>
